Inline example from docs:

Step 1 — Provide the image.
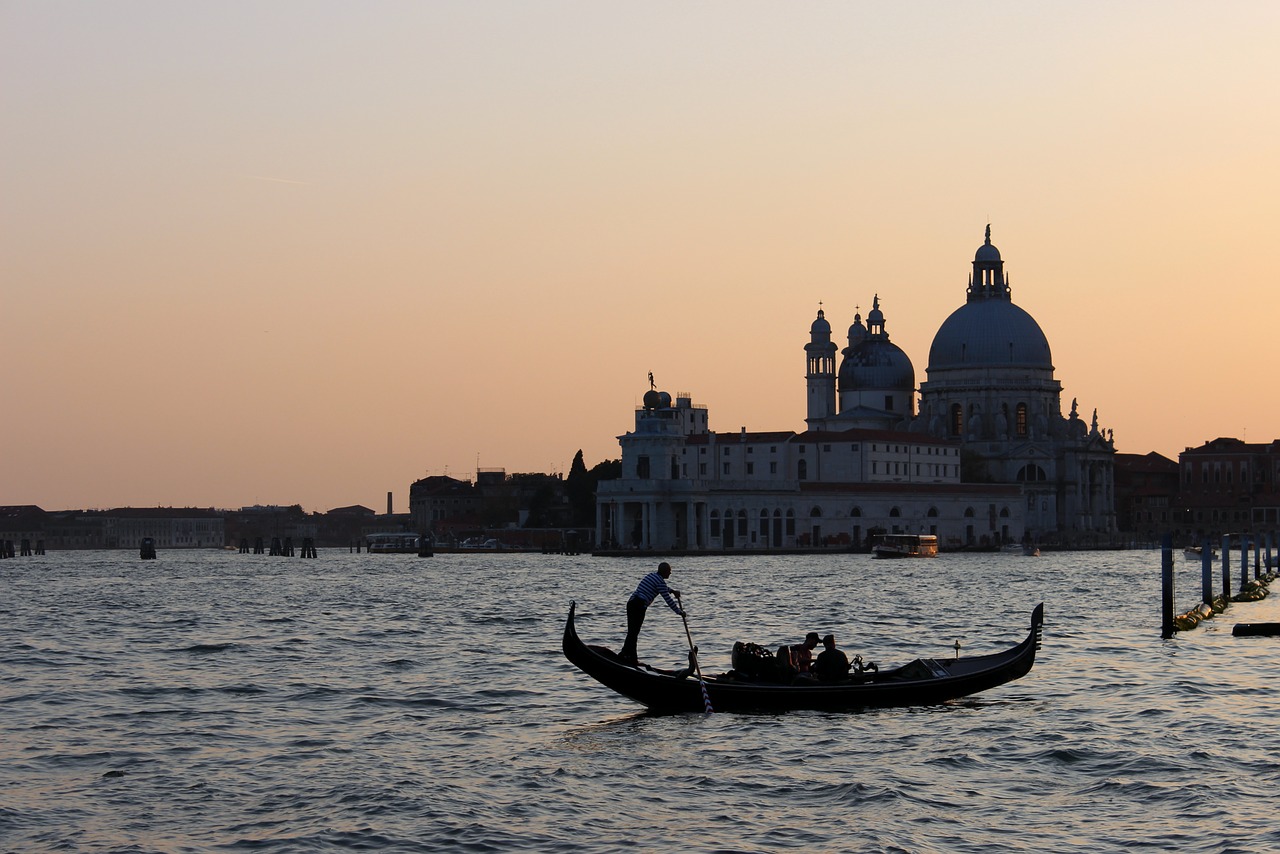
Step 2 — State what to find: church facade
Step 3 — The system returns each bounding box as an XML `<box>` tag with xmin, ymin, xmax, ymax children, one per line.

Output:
<box><xmin>596</xmin><ymin>228</ymin><xmax>1116</xmax><ymax>551</ymax></box>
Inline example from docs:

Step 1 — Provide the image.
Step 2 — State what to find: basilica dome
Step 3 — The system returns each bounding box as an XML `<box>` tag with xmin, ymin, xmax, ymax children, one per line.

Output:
<box><xmin>927</xmin><ymin>299</ymin><xmax>1052</xmax><ymax>371</ymax></box>
<box><xmin>927</xmin><ymin>227</ymin><xmax>1053</xmax><ymax>373</ymax></box>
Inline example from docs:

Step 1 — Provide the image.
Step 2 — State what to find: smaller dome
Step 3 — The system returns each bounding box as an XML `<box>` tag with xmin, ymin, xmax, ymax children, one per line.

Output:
<box><xmin>838</xmin><ymin>339</ymin><xmax>915</xmax><ymax>392</ymax></box>
<box><xmin>810</xmin><ymin>309</ymin><xmax>831</xmax><ymax>335</ymax></box>
<box><xmin>657</xmin><ymin>391</ymin><xmax>672</xmax><ymax>408</ymax></box>
<box><xmin>642</xmin><ymin>389</ymin><xmax>662</xmax><ymax>410</ymax></box>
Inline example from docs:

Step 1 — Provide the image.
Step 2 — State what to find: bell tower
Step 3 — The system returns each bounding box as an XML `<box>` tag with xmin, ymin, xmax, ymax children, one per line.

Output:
<box><xmin>805</xmin><ymin>307</ymin><xmax>837</xmax><ymax>424</ymax></box>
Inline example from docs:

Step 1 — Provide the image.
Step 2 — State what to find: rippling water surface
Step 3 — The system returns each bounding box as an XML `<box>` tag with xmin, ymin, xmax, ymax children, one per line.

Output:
<box><xmin>3</xmin><ymin>548</ymin><xmax>1279</xmax><ymax>852</ymax></box>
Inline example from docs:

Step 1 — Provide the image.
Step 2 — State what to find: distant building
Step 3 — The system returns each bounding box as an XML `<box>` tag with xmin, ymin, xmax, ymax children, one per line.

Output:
<box><xmin>598</xmin><ymin>227</ymin><xmax>1118</xmax><ymax>551</ymax></box>
<box><xmin>222</xmin><ymin>505</ymin><xmax>313</xmax><ymax>548</ymax></box>
<box><xmin>409</xmin><ymin>475</ymin><xmax>481</xmax><ymax>536</ymax></box>
<box><xmin>0</xmin><ymin>505</ymin><xmax>48</xmax><ymax>551</ymax></box>
<box><xmin>1178</xmin><ymin>438</ymin><xmax>1280</xmax><ymax>538</ymax></box>
<box><xmin>1113</xmin><ymin>452</ymin><xmax>1179</xmax><ymax>539</ymax></box>
<box><xmin>408</xmin><ymin>470</ymin><xmax>572</xmax><ymax>543</ymax></box>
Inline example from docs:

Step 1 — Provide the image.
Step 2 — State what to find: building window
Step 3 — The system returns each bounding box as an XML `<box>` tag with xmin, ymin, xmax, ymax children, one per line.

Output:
<box><xmin>1016</xmin><ymin>403</ymin><xmax>1028</xmax><ymax>437</ymax></box>
<box><xmin>637</xmin><ymin>456</ymin><xmax>650</xmax><ymax>479</ymax></box>
<box><xmin>700</xmin><ymin>463</ymin><xmax>707</xmax><ymax>475</ymax></box>
<box><xmin>746</xmin><ymin>463</ymin><xmax>754</xmax><ymax>475</ymax></box>
<box><xmin>885</xmin><ymin>395</ymin><xmax>894</xmax><ymax>410</ymax></box>
<box><xmin>723</xmin><ymin>463</ymin><xmax>730</xmax><ymax>475</ymax></box>
<box><xmin>950</xmin><ymin>404</ymin><xmax>963</xmax><ymax>436</ymax></box>
<box><xmin>770</xmin><ymin>462</ymin><xmax>777</xmax><ymax>474</ymax></box>
<box><xmin>798</xmin><ymin>459</ymin><xmax>808</xmax><ymax>480</ymax></box>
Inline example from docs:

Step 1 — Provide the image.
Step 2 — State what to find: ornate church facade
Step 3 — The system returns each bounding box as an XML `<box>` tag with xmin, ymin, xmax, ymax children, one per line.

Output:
<box><xmin>596</xmin><ymin>228</ymin><xmax>1117</xmax><ymax>551</ymax></box>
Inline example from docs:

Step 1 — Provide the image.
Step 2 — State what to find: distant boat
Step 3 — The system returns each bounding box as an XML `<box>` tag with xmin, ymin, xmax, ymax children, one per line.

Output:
<box><xmin>366</xmin><ymin>533</ymin><xmax>427</xmax><ymax>554</ymax></box>
<box><xmin>1022</xmin><ymin>544</ymin><xmax>1040</xmax><ymax>557</ymax></box>
<box><xmin>872</xmin><ymin>534</ymin><xmax>938</xmax><ymax>559</ymax></box>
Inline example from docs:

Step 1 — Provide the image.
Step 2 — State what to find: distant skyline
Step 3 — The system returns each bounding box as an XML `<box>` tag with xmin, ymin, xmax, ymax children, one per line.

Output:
<box><xmin>4</xmin><ymin>2</ymin><xmax>1279</xmax><ymax>512</ymax></box>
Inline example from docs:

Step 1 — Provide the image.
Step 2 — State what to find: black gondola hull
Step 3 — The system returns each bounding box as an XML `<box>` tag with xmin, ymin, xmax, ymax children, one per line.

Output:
<box><xmin>562</xmin><ymin>602</ymin><xmax>1043</xmax><ymax>713</ymax></box>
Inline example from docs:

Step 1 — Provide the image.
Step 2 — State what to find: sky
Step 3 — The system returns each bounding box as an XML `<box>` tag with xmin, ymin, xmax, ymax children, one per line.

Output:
<box><xmin>3</xmin><ymin>1</ymin><xmax>1279</xmax><ymax>513</ymax></box>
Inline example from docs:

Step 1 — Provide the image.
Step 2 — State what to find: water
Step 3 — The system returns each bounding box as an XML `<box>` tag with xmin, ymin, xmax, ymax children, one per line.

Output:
<box><xmin>3</xmin><ymin>548</ymin><xmax>1279</xmax><ymax>852</ymax></box>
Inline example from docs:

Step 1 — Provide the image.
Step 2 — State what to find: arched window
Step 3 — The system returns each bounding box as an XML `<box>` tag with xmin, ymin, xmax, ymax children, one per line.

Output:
<box><xmin>785</xmin><ymin>509</ymin><xmax>795</xmax><ymax>536</ymax></box>
<box><xmin>1016</xmin><ymin>403</ymin><xmax>1028</xmax><ymax>437</ymax></box>
<box><xmin>710</xmin><ymin>510</ymin><xmax>720</xmax><ymax>537</ymax></box>
<box><xmin>1016</xmin><ymin>464</ymin><xmax>1047</xmax><ymax>482</ymax></box>
<box><xmin>927</xmin><ymin>506</ymin><xmax>939</xmax><ymax>517</ymax></box>
<box><xmin>851</xmin><ymin>506</ymin><xmax>862</xmax><ymax>517</ymax></box>
<box><xmin>964</xmin><ymin>507</ymin><xmax>975</xmax><ymax>518</ymax></box>
<box><xmin>950</xmin><ymin>403</ymin><xmax>963</xmax><ymax>436</ymax></box>
<box><xmin>737</xmin><ymin>509</ymin><xmax>748</xmax><ymax>536</ymax></box>
<box><xmin>889</xmin><ymin>507</ymin><xmax>901</xmax><ymax>517</ymax></box>
<box><xmin>1000</xmin><ymin>506</ymin><xmax>1010</xmax><ymax>518</ymax></box>
<box><xmin>809</xmin><ymin>506</ymin><xmax>823</xmax><ymax>517</ymax></box>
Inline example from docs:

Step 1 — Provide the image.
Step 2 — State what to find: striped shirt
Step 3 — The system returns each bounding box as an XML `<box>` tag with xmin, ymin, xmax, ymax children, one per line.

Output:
<box><xmin>631</xmin><ymin>572</ymin><xmax>682</xmax><ymax>613</ymax></box>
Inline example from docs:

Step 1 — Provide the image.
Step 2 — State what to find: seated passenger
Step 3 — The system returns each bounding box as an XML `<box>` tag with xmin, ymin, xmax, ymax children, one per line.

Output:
<box><xmin>787</xmin><ymin>632</ymin><xmax>821</xmax><ymax>674</ymax></box>
<box><xmin>814</xmin><ymin>633</ymin><xmax>852</xmax><ymax>681</ymax></box>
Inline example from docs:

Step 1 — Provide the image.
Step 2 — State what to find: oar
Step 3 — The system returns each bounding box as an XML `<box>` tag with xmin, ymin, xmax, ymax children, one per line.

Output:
<box><xmin>679</xmin><ymin>601</ymin><xmax>714</xmax><ymax>714</ymax></box>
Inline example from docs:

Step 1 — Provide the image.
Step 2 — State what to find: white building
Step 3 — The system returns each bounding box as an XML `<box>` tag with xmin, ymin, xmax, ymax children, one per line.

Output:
<box><xmin>596</xmin><ymin>227</ymin><xmax>1116</xmax><ymax>552</ymax></box>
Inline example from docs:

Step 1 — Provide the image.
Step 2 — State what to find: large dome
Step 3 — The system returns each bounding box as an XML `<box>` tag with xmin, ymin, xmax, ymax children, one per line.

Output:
<box><xmin>927</xmin><ymin>299</ymin><xmax>1053</xmax><ymax>371</ymax></box>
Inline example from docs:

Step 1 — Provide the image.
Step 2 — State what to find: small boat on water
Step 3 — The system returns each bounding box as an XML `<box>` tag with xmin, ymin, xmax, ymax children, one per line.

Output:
<box><xmin>562</xmin><ymin>602</ymin><xmax>1043</xmax><ymax>713</ymax></box>
<box><xmin>365</xmin><ymin>533</ymin><xmax>431</xmax><ymax>555</ymax></box>
<box><xmin>872</xmin><ymin>533</ymin><xmax>939</xmax><ymax>559</ymax></box>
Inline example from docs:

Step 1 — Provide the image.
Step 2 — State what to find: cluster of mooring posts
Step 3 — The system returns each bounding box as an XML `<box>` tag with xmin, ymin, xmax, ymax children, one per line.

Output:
<box><xmin>236</xmin><ymin>537</ymin><xmax>318</xmax><ymax>557</ymax></box>
<box><xmin>1160</xmin><ymin>532</ymin><xmax>1279</xmax><ymax>638</ymax></box>
<box><xmin>0</xmin><ymin>539</ymin><xmax>46</xmax><ymax>558</ymax></box>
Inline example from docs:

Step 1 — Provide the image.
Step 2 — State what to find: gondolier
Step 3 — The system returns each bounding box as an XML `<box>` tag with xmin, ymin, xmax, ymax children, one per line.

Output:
<box><xmin>620</xmin><ymin>562</ymin><xmax>683</xmax><ymax>665</ymax></box>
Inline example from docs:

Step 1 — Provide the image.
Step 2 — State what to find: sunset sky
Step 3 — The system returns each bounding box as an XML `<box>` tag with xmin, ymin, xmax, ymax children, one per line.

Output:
<box><xmin>4</xmin><ymin>2</ymin><xmax>1278</xmax><ymax>513</ymax></box>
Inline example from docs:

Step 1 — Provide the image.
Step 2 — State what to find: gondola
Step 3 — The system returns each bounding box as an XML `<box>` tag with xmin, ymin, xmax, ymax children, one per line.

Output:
<box><xmin>562</xmin><ymin>602</ymin><xmax>1043</xmax><ymax>713</ymax></box>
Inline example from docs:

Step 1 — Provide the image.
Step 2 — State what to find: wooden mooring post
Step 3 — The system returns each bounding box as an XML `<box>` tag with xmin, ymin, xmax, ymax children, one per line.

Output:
<box><xmin>1221</xmin><ymin>535</ymin><xmax>1231</xmax><ymax>601</ymax></box>
<box><xmin>1200</xmin><ymin>538</ymin><xmax>1213</xmax><ymax>605</ymax></box>
<box><xmin>1161</xmin><ymin>534</ymin><xmax>1175</xmax><ymax>639</ymax></box>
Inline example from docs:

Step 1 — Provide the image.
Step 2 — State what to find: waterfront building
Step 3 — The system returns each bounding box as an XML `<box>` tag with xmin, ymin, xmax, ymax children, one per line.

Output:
<box><xmin>1113</xmin><ymin>452</ymin><xmax>1179</xmax><ymax>541</ymax></box>
<box><xmin>597</xmin><ymin>227</ymin><xmax>1117</xmax><ymax>551</ymax></box>
<box><xmin>1178</xmin><ymin>437</ymin><xmax>1280</xmax><ymax>538</ymax></box>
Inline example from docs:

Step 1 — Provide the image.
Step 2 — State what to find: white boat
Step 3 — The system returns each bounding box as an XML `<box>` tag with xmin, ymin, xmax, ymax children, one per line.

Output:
<box><xmin>366</xmin><ymin>533</ymin><xmax>427</xmax><ymax>554</ymax></box>
<box><xmin>872</xmin><ymin>533</ymin><xmax>939</xmax><ymax>559</ymax></box>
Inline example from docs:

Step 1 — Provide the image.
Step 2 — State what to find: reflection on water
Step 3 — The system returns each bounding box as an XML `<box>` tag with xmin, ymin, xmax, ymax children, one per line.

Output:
<box><xmin>2</xmin><ymin>548</ymin><xmax>1279</xmax><ymax>852</ymax></box>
